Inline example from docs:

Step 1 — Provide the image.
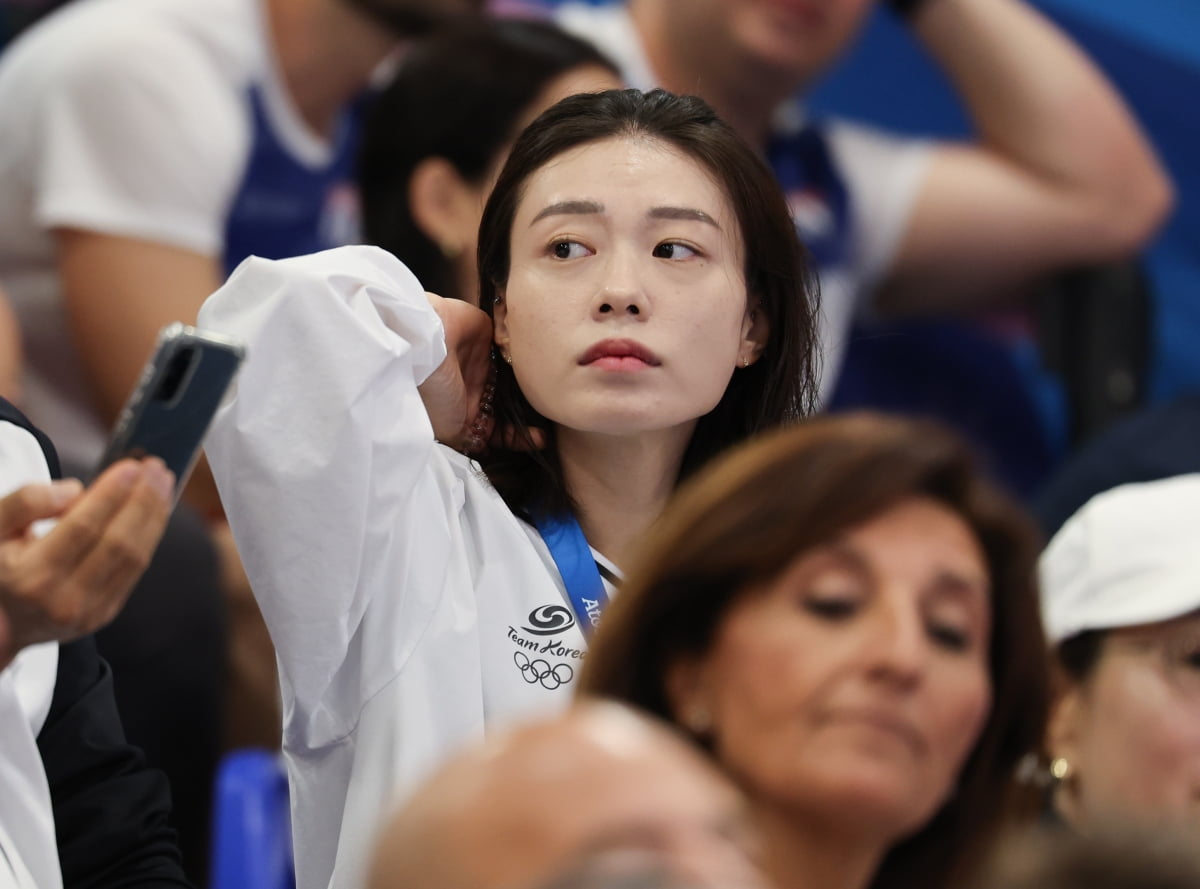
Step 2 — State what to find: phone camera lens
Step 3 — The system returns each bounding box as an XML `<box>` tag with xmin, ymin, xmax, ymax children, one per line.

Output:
<box><xmin>156</xmin><ymin>347</ymin><xmax>196</xmax><ymax>402</ymax></box>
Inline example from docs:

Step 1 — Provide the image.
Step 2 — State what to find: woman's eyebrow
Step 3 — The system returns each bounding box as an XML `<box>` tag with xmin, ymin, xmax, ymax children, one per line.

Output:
<box><xmin>648</xmin><ymin>205</ymin><xmax>720</xmax><ymax>228</ymax></box>
<box><xmin>531</xmin><ymin>199</ymin><xmax>604</xmax><ymax>224</ymax></box>
<box><xmin>528</xmin><ymin>202</ymin><xmax>721</xmax><ymax>229</ymax></box>
<box><xmin>927</xmin><ymin>569</ymin><xmax>991</xmax><ymax>606</ymax></box>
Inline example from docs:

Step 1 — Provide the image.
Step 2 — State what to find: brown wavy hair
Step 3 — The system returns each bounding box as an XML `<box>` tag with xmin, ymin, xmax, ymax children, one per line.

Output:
<box><xmin>580</xmin><ymin>412</ymin><xmax>1049</xmax><ymax>889</ymax></box>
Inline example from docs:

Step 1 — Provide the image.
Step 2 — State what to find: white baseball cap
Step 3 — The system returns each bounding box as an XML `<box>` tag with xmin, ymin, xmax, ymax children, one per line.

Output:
<box><xmin>1039</xmin><ymin>474</ymin><xmax>1200</xmax><ymax>644</ymax></box>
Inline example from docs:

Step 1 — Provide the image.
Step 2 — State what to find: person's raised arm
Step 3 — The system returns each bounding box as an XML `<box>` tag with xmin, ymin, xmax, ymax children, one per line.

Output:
<box><xmin>199</xmin><ymin>246</ymin><xmax>481</xmax><ymax>748</ymax></box>
<box><xmin>877</xmin><ymin>0</ymin><xmax>1173</xmax><ymax>313</ymax></box>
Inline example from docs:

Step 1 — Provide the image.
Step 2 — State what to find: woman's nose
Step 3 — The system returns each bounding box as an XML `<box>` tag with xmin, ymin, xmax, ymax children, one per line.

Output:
<box><xmin>864</xmin><ymin>601</ymin><xmax>928</xmax><ymax>689</ymax></box>
<box><xmin>593</xmin><ymin>252</ymin><xmax>648</xmax><ymax>318</ymax></box>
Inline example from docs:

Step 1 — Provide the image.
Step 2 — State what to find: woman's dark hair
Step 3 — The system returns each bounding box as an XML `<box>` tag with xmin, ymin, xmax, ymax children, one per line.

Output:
<box><xmin>478</xmin><ymin>88</ymin><xmax>821</xmax><ymax>522</ymax></box>
<box><xmin>579</xmin><ymin>412</ymin><xmax>1049</xmax><ymax>889</ymax></box>
<box><xmin>1055</xmin><ymin>630</ymin><xmax>1107</xmax><ymax>683</ymax></box>
<box><xmin>358</xmin><ymin>19</ymin><xmax>618</xmax><ymax>299</ymax></box>
<box><xmin>981</xmin><ymin>824</ymin><xmax>1200</xmax><ymax>889</ymax></box>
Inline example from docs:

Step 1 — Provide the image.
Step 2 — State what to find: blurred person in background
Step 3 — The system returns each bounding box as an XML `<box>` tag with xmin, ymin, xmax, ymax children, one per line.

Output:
<box><xmin>0</xmin><ymin>0</ymin><xmax>480</xmax><ymax>876</ymax></box>
<box><xmin>360</xmin><ymin>17</ymin><xmax>621</xmax><ymax>304</ymax></box>
<box><xmin>198</xmin><ymin>87</ymin><xmax>818</xmax><ymax>889</ymax></box>
<box><xmin>551</xmin><ymin>0</ymin><xmax>1173</xmax><ymax>402</ymax></box>
<box><xmin>581</xmin><ymin>413</ymin><xmax>1049</xmax><ymax>889</ymax></box>
<box><xmin>1039</xmin><ymin>474</ymin><xmax>1200</xmax><ymax>837</ymax></box>
<box><xmin>367</xmin><ymin>703</ymin><xmax>768</xmax><ymax>889</ymax></box>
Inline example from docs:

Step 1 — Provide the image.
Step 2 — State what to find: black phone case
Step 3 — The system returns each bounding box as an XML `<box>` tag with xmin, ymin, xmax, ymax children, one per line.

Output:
<box><xmin>94</xmin><ymin>323</ymin><xmax>245</xmax><ymax>495</ymax></box>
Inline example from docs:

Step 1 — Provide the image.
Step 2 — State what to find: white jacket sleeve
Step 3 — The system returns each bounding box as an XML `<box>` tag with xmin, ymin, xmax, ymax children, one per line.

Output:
<box><xmin>198</xmin><ymin>246</ymin><xmax>448</xmax><ymax>750</ymax></box>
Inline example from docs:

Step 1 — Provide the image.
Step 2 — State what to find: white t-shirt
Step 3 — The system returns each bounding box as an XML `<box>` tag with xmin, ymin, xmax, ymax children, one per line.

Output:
<box><xmin>0</xmin><ymin>0</ymin><xmax>345</xmax><ymax>469</ymax></box>
<box><xmin>554</xmin><ymin>1</ymin><xmax>933</xmax><ymax>401</ymax></box>
<box><xmin>200</xmin><ymin>246</ymin><xmax>617</xmax><ymax>889</ymax></box>
<box><xmin>0</xmin><ymin>424</ymin><xmax>61</xmax><ymax>889</ymax></box>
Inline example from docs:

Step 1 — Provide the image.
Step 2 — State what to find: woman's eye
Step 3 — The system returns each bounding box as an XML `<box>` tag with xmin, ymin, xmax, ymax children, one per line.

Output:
<box><xmin>551</xmin><ymin>240</ymin><xmax>589</xmax><ymax>260</ymax></box>
<box><xmin>928</xmin><ymin>624</ymin><xmax>970</xmax><ymax>653</ymax></box>
<box><xmin>802</xmin><ymin>597</ymin><xmax>858</xmax><ymax>620</ymax></box>
<box><xmin>652</xmin><ymin>241</ymin><xmax>698</xmax><ymax>260</ymax></box>
<box><xmin>1174</xmin><ymin>646</ymin><xmax>1200</xmax><ymax>670</ymax></box>
<box><xmin>1158</xmin><ymin>636</ymin><xmax>1200</xmax><ymax>670</ymax></box>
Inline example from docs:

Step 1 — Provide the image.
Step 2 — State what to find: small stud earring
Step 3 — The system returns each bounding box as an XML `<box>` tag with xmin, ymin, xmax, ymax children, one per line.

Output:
<box><xmin>740</xmin><ymin>356</ymin><xmax>750</xmax><ymax>369</ymax></box>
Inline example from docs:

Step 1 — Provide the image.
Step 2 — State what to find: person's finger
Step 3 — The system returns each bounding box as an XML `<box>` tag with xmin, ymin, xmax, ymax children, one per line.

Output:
<box><xmin>0</xmin><ymin>478</ymin><xmax>83</xmax><ymax>539</ymax></box>
<box><xmin>73</xmin><ymin>459</ymin><xmax>174</xmax><ymax>613</ymax></box>
<box><xmin>74</xmin><ymin>459</ymin><xmax>172</xmax><ymax>599</ymax></box>
<box><xmin>34</xmin><ymin>460</ymin><xmax>149</xmax><ymax>571</ymax></box>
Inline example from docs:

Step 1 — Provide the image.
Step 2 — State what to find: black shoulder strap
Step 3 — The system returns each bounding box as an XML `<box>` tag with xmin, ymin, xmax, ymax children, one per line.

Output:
<box><xmin>0</xmin><ymin>398</ymin><xmax>62</xmax><ymax>480</ymax></box>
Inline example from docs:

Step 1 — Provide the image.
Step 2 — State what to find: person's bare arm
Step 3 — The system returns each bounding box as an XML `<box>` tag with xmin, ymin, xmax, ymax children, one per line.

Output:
<box><xmin>55</xmin><ymin>229</ymin><xmax>226</xmax><ymax>517</ymax></box>
<box><xmin>55</xmin><ymin>229</ymin><xmax>221</xmax><ymax>426</ymax></box>
<box><xmin>877</xmin><ymin>0</ymin><xmax>1174</xmax><ymax>314</ymax></box>
<box><xmin>0</xmin><ymin>286</ymin><xmax>23</xmax><ymax>406</ymax></box>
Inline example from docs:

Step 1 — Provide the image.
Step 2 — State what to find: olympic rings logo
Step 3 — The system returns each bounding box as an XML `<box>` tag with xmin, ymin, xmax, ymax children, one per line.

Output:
<box><xmin>514</xmin><ymin>651</ymin><xmax>575</xmax><ymax>690</ymax></box>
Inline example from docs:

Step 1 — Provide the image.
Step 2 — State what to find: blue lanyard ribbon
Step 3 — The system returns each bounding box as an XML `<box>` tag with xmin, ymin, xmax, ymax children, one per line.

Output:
<box><xmin>534</xmin><ymin>513</ymin><xmax>609</xmax><ymax>637</ymax></box>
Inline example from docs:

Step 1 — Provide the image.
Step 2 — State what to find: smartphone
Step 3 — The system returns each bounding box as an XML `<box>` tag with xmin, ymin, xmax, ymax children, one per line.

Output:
<box><xmin>93</xmin><ymin>323</ymin><xmax>246</xmax><ymax>500</ymax></box>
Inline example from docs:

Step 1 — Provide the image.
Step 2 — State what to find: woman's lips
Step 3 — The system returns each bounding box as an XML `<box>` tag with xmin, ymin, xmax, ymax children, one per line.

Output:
<box><xmin>579</xmin><ymin>339</ymin><xmax>662</xmax><ymax>369</ymax></box>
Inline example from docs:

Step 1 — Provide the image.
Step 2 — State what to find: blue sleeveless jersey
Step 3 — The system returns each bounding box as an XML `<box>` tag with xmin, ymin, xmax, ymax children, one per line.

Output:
<box><xmin>766</xmin><ymin>120</ymin><xmax>852</xmax><ymax>271</ymax></box>
<box><xmin>222</xmin><ymin>85</ymin><xmax>362</xmax><ymax>276</ymax></box>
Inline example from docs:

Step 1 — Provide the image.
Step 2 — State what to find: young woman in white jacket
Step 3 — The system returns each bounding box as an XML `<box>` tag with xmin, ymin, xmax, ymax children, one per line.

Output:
<box><xmin>199</xmin><ymin>88</ymin><xmax>819</xmax><ymax>889</ymax></box>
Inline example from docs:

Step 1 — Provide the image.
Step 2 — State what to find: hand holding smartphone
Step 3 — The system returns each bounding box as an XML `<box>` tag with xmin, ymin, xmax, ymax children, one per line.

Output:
<box><xmin>92</xmin><ymin>323</ymin><xmax>246</xmax><ymax>502</ymax></box>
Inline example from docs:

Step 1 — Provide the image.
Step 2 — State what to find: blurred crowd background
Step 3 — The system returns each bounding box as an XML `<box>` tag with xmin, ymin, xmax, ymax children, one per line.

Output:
<box><xmin>0</xmin><ymin>0</ymin><xmax>1198</xmax><ymax>888</ymax></box>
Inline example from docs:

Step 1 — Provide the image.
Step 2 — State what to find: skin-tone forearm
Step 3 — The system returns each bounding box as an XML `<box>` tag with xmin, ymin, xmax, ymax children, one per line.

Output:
<box><xmin>0</xmin><ymin>287</ymin><xmax>23</xmax><ymax>407</ymax></box>
<box><xmin>880</xmin><ymin>0</ymin><xmax>1173</xmax><ymax>311</ymax></box>
<box><xmin>55</xmin><ymin>230</ymin><xmax>220</xmax><ymax>427</ymax></box>
<box><xmin>915</xmin><ymin>0</ymin><xmax>1169</xmax><ymax>224</ymax></box>
<box><xmin>54</xmin><ymin>228</ymin><xmax>227</xmax><ymax>516</ymax></box>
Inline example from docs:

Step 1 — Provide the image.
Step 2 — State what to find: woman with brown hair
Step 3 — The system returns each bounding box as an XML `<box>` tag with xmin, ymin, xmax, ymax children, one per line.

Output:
<box><xmin>580</xmin><ymin>412</ymin><xmax>1049</xmax><ymax>889</ymax></box>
